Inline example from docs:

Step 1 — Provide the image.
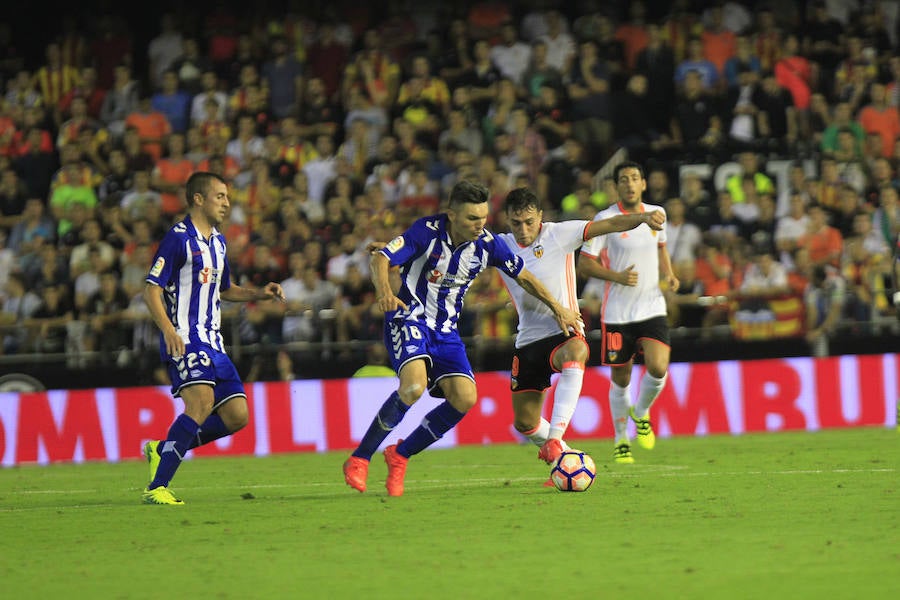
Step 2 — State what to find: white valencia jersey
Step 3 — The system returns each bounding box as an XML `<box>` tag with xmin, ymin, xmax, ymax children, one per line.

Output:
<box><xmin>580</xmin><ymin>203</ymin><xmax>668</xmax><ymax>324</ymax></box>
<box><xmin>497</xmin><ymin>220</ymin><xmax>590</xmax><ymax>347</ymax></box>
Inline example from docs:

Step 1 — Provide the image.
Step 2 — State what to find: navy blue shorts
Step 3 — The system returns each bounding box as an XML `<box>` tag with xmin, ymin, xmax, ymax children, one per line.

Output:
<box><xmin>384</xmin><ymin>317</ymin><xmax>474</xmax><ymax>398</ymax></box>
<box><xmin>166</xmin><ymin>342</ymin><xmax>246</xmax><ymax>409</ymax></box>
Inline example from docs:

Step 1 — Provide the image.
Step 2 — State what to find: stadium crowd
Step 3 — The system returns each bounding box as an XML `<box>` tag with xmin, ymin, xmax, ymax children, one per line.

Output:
<box><xmin>0</xmin><ymin>0</ymin><xmax>898</xmax><ymax>385</ymax></box>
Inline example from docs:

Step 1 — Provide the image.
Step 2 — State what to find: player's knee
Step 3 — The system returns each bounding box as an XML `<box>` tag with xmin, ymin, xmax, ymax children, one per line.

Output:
<box><xmin>513</xmin><ymin>416</ymin><xmax>539</xmax><ymax>433</ymax></box>
<box><xmin>221</xmin><ymin>401</ymin><xmax>250</xmax><ymax>432</ymax></box>
<box><xmin>646</xmin><ymin>363</ymin><xmax>668</xmax><ymax>379</ymax></box>
<box><xmin>398</xmin><ymin>381</ymin><xmax>426</xmax><ymax>404</ymax></box>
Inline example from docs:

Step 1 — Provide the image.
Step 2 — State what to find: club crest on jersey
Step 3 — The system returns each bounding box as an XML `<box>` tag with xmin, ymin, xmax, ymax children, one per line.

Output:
<box><xmin>533</xmin><ymin>244</ymin><xmax>544</xmax><ymax>258</ymax></box>
<box><xmin>427</xmin><ymin>269</ymin><xmax>443</xmax><ymax>283</ymax></box>
<box><xmin>608</xmin><ymin>350</ymin><xmax>618</xmax><ymax>362</ymax></box>
<box><xmin>150</xmin><ymin>257</ymin><xmax>165</xmax><ymax>277</ymax></box>
<box><xmin>386</xmin><ymin>236</ymin><xmax>405</xmax><ymax>252</ymax></box>
<box><xmin>198</xmin><ymin>266</ymin><xmax>220</xmax><ymax>284</ymax></box>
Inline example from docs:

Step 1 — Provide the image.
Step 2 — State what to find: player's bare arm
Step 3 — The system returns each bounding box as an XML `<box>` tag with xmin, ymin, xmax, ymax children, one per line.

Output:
<box><xmin>577</xmin><ymin>254</ymin><xmax>639</xmax><ymax>287</ymax></box>
<box><xmin>658</xmin><ymin>245</ymin><xmax>680</xmax><ymax>292</ymax></box>
<box><xmin>143</xmin><ymin>282</ymin><xmax>185</xmax><ymax>358</ymax></box>
<box><xmin>371</xmin><ymin>251</ymin><xmax>408</xmax><ymax>313</ymax></box>
<box><xmin>585</xmin><ymin>210</ymin><xmax>665</xmax><ymax>239</ymax></box>
<box><xmin>514</xmin><ymin>268</ymin><xmax>584</xmax><ymax>335</ymax></box>
<box><xmin>221</xmin><ymin>282</ymin><xmax>286</xmax><ymax>303</ymax></box>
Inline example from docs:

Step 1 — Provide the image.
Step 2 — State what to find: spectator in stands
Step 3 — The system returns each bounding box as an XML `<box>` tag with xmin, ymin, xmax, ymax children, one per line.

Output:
<box><xmin>120</xmin><ymin>169</ymin><xmax>162</xmax><ymax>224</ymax></box>
<box><xmin>634</xmin><ymin>21</ymin><xmax>676</xmax><ymax>134</ymax></box>
<box><xmin>700</xmin><ymin>3</ymin><xmax>736</xmax><ymax>81</ymax></box>
<box><xmin>725</xmin><ymin>151</ymin><xmax>775</xmax><ymax>204</ymax></box>
<box><xmin>32</xmin><ymin>42</ymin><xmax>80</xmax><ymax>125</ymax></box>
<box><xmin>679</xmin><ymin>170</ymin><xmax>716</xmax><ymax>230</ymax></box>
<box><xmin>150</xmin><ymin>69</ymin><xmax>191</xmax><ymax>134</ymax></box>
<box><xmin>754</xmin><ymin>70</ymin><xmax>798</xmax><ymax>156</ymax></box>
<box><xmin>0</xmin><ymin>167</ymin><xmax>28</xmax><ymax>229</ymax></box>
<box><xmin>299</xmin><ymin>76</ymin><xmax>340</xmax><ymax>141</ymax></box>
<box><xmin>675</xmin><ymin>37</ymin><xmax>719</xmax><ymax>93</ymax></box>
<box><xmin>491</xmin><ymin>22</ymin><xmax>531</xmax><ymax>88</ymax></box>
<box><xmin>724</xmin><ymin>65</ymin><xmax>761</xmax><ymax>153</ymax></box>
<box><xmin>665</xmin><ymin>257</ymin><xmax>706</xmax><ymax>329</ymax></box>
<box><xmin>341</xmin><ymin>29</ymin><xmax>401</xmax><ymax>111</ymax></box>
<box><xmin>100</xmin><ymin>64</ymin><xmax>140</xmax><ymax>142</ymax></box>
<box><xmin>614</xmin><ymin>73</ymin><xmax>676</xmax><ymax>164</ymax></box>
<box><xmin>723</xmin><ymin>34</ymin><xmax>761</xmax><ymax>89</ymax></box>
<box><xmin>262</xmin><ymin>35</ymin><xmax>305</xmax><ymax>121</ymax></box>
<box><xmin>665</xmin><ymin>197</ymin><xmax>702</xmax><ymax>263</ymax></box>
<box><xmin>538</xmin><ymin>10</ymin><xmax>576</xmax><ymax>74</ymax></box>
<box><xmin>522</xmin><ymin>40</ymin><xmax>562</xmax><ymax>104</ymax></box>
<box><xmin>671</xmin><ymin>69</ymin><xmax>724</xmax><ymax>162</ymax></box>
<box><xmin>798</xmin><ymin>203</ymin><xmax>843</xmax><ymax>268</ymax></box>
<box><xmin>152</xmin><ymin>132</ymin><xmax>193</xmax><ymax>217</ymax></box>
<box><xmin>740</xmin><ymin>250</ymin><xmax>789</xmax><ymax>296</ymax></box>
<box><xmin>529</xmin><ymin>83</ymin><xmax>571</xmax><ymax>156</ymax></box>
<box><xmin>857</xmin><ymin>82</ymin><xmax>900</xmax><ymax>159</ymax></box>
<box><xmin>125</xmin><ymin>96</ymin><xmax>171</xmax><ymax>162</ymax></box>
<box><xmin>821</xmin><ymin>101</ymin><xmax>863</xmax><ymax>156</ymax></box>
<box><xmin>84</xmin><ymin>269</ymin><xmax>131</xmax><ymax>365</ymax></box>
<box><xmin>871</xmin><ymin>184</ymin><xmax>900</xmax><ymax>249</ymax></box>
<box><xmin>774</xmin><ymin>33</ymin><xmax>812</xmax><ymax>135</ymax></box>
<box><xmin>804</xmin><ymin>264</ymin><xmax>846</xmax><ymax>356</ymax></box>
<box><xmin>171</xmin><ymin>38</ymin><xmax>210</xmax><ymax>96</ymax></box>
<box><xmin>26</xmin><ymin>282</ymin><xmax>73</xmax><ymax>354</ymax></box>
<box><xmin>1</xmin><ymin>272</ymin><xmax>42</xmax><ymax>354</ymax></box>
<box><xmin>8</xmin><ymin>197</ymin><xmax>54</xmax><ymax>272</ymax></box>
<box><xmin>69</xmin><ymin>218</ymin><xmax>116</xmax><ymax>278</ymax></box>
<box><xmin>566</xmin><ymin>39</ymin><xmax>611</xmax><ymax>166</ymax></box>
<box><xmin>802</xmin><ymin>0</ymin><xmax>844</xmax><ymax>98</ymax></box>
<box><xmin>147</xmin><ymin>13</ymin><xmax>183</xmax><ymax>90</ymax></box>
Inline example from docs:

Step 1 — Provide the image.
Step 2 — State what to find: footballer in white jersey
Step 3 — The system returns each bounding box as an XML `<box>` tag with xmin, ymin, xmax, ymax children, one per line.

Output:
<box><xmin>497</xmin><ymin>187</ymin><xmax>664</xmax><ymax>470</ymax></box>
<box><xmin>576</xmin><ymin>161</ymin><xmax>679</xmax><ymax>464</ymax></box>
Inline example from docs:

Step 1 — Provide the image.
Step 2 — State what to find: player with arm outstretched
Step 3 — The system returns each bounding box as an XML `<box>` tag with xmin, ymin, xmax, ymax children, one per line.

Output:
<box><xmin>342</xmin><ymin>180</ymin><xmax>583</xmax><ymax>496</ymax></box>
<box><xmin>141</xmin><ymin>171</ymin><xmax>285</xmax><ymax>505</ymax></box>
<box><xmin>576</xmin><ymin>161</ymin><xmax>679</xmax><ymax>464</ymax></box>
<box><xmin>495</xmin><ymin>187</ymin><xmax>664</xmax><ymax>476</ymax></box>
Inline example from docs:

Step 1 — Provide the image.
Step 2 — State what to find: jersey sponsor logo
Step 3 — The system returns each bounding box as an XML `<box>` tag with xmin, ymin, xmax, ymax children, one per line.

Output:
<box><xmin>386</xmin><ymin>236</ymin><xmax>405</xmax><ymax>252</ymax></box>
<box><xmin>198</xmin><ymin>266</ymin><xmax>220</xmax><ymax>284</ymax></box>
<box><xmin>620</xmin><ymin>232</ymin><xmax>630</xmax><ymax>238</ymax></box>
<box><xmin>533</xmin><ymin>244</ymin><xmax>544</xmax><ymax>258</ymax></box>
<box><xmin>150</xmin><ymin>257</ymin><xmax>165</xmax><ymax>277</ymax></box>
<box><xmin>505</xmin><ymin>258</ymin><xmax>518</xmax><ymax>272</ymax></box>
<box><xmin>427</xmin><ymin>269</ymin><xmax>443</xmax><ymax>283</ymax></box>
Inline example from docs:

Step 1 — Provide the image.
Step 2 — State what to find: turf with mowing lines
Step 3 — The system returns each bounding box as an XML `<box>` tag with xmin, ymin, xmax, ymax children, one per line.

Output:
<box><xmin>1</xmin><ymin>427</ymin><xmax>896</xmax><ymax>599</ymax></box>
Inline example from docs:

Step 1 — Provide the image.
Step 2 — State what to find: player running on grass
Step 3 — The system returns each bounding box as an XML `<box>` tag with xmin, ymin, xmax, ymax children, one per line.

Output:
<box><xmin>342</xmin><ymin>180</ymin><xmax>584</xmax><ymax>496</ymax></box>
<box><xmin>495</xmin><ymin>187</ymin><xmax>664</xmax><ymax>471</ymax></box>
<box><xmin>141</xmin><ymin>172</ymin><xmax>285</xmax><ymax>505</ymax></box>
<box><xmin>577</xmin><ymin>161</ymin><xmax>678</xmax><ymax>463</ymax></box>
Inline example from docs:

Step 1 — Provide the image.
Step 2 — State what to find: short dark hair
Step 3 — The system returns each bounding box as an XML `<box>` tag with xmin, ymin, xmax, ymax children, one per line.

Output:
<box><xmin>613</xmin><ymin>160</ymin><xmax>645</xmax><ymax>182</ymax></box>
<box><xmin>185</xmin><ymin>171</ymin><xmax>226</xmax><ymax>206</ymax></box>
<box><xmin>504</xmin><ymin>187</ymin><xmax>541</xmax><ymax>214</ymax></box>
<box><xmin>448</xmin><ymin>179</ymin><xmax>489</xmax><ymax>209</ymax></box>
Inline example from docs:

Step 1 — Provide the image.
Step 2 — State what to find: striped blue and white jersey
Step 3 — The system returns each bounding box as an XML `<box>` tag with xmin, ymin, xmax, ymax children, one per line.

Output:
<box><xmin>381</xmin><ymin>213</ymin><xmax>525</xmax><ymax>334</ymax></box>
<box><xmin>146</xmin><ymin>214</ymin><xmax>232</xmax><ymax>352</ymax></box>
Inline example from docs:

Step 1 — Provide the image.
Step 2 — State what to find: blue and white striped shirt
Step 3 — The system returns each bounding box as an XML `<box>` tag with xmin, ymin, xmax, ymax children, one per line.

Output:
<box><xmin>146</xmin><ymin>214</ymin><xmax>232</xmax><ymax>352</ymax></box>
<box><xmin>380</xmin><ymin>214</ymin><xmax>524</xmax><ymax>333</ymax></box>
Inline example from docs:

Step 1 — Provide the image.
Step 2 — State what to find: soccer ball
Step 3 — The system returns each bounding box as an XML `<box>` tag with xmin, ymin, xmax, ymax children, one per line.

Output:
<box><xmin>550</xmin><ymin>451</ymin><xmax>596</xmax><ymax>492</ymax></box>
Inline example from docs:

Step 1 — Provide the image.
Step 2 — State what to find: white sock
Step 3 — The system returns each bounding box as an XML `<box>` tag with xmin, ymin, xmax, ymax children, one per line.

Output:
<box><xmin>523</xmin><ymin>418</ymin><xmax>551</xmax><ymax>446</ymax></box>
<box><xmin>635</xmin><ymin>372</ymin><xmax>667</xmax><ymax>418</ymax></box>
<box><xmin>609</xmin><ymin>382</ymin><xmax>632</xmax><ymax>443</ymax></box>
<box><xmin>549</xmin><ymin>363</ymin><xmax>584</xmax><ymax>440</ymax></box>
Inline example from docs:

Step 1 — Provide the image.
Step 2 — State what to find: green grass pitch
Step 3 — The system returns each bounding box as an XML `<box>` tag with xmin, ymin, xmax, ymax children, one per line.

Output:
<box><xmin>1</xmin><ymin>427</ymin><xmax>896</xmax><ymax>599</ymax></box>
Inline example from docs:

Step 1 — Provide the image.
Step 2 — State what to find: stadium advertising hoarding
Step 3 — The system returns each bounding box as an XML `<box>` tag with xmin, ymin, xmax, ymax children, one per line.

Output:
<box><xmin>1</xmin><ymin>354</ymin><xmax>897</xmax><ymax>467</ymax></box>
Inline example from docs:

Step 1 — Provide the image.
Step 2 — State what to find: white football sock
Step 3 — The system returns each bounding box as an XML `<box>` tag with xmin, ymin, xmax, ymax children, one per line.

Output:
<box><xmin>549</xmin><ymin>362</ymin><xmax>584</xmax><ymax>440</ymax></box>
<box><xmin>523</xmin><ymin>418</ymin><xmax>551</xmax><ymax>446</ymax></box>
<box><xmin>635</xmin><ymin>372</ymin><xmax>667</xmax><ymax>418</ymax></box>
<box><xmin>609</xmin><ymin>381</ymin><xmax>632</xmax><ymax>443</ymax></box>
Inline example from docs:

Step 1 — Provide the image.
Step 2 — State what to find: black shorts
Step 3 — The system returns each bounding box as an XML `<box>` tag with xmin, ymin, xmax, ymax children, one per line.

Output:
<box><xmin>601</xmin><ymin>316</ymin><xmax>670</xmax><ymax>366</ymax></box>
<box><xmin>510</xmin><ymin>333</ymin><xmax>588</xmax><ymax>392</ymax></box>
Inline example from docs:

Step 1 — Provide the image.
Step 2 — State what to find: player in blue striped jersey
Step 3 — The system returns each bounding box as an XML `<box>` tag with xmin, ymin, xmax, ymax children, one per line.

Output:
<box><xmin>343</xmin><ymin>180</ymin><xmax>584</xmax><ymax>496</ymax></box>
<box><xmin>140</xmin><ymin>172</ymin><xmax>285</xmax><ymax>505</ymax></box>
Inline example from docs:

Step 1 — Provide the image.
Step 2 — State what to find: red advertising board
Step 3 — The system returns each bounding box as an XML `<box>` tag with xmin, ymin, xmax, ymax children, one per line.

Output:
<box><xmin>1</xmin><ymin>354</ymin><xmax>897</xmax><ymax>466</ymax></box>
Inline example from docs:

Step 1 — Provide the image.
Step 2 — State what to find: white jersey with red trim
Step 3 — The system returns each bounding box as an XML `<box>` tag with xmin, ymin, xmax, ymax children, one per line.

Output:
<box><xmin>497</xmin><ymin>220</ymin><xmax>590</xmax><ymax>347</ymax></box>
<box><xmin>580</xmin><ymin>202</ymin><xmax>668</xmax><ymax>324</ymax></box>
